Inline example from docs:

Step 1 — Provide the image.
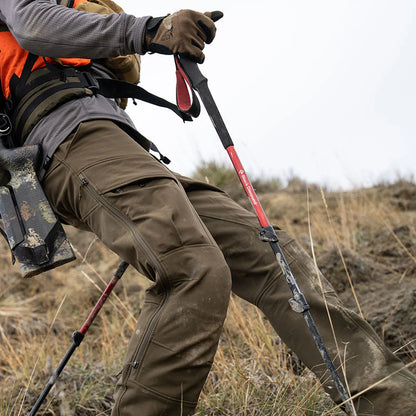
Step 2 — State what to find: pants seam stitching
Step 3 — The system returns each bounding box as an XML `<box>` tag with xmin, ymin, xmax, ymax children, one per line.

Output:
<box><xmin>199</xmin><ymin>213</ymin><xmax>260</xmax><ymax>230</ymax></box>
<box><xmin>158</xmin><ymin>243</ymin><xmax>221</xmax><ymax>261</ymax></box>
<box><xmin>128</xmin><ymin>378</ymin><xmax>198</xmax><ymax>406</ymax></box>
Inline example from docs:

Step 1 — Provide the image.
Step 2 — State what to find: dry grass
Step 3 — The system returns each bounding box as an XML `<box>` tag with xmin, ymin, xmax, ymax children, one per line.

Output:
<box><xmin>196</xmin><ymin>297</ymin><xmax>343</xmax><ymax>416</ymax></box>
<box><xmin>1</xmin><ymin>170</ymin><xmax>416</xmax><ymax>415</ymax></box>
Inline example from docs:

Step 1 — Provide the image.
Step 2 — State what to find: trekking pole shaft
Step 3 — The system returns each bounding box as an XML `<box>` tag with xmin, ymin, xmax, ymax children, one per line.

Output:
<box><xmin>175</xmin><ymin>56</ymin><xmax>233</xmax><ymax>149</ymax></box>
<box><xmin>226</xmin><ymin>121</ymin><xmax>356</xmax><ymax>416</ymax></box>
<box><xmin>28</xmin><ymin>261</ymin><xmax>129</xmax><ymax>416</ymax></box>
<box><xmin>176</xmin><ymin>55</ymin><xmax>357</xmax><ymax>416</ymax></box>
<box><xmin>28</xmin><ymin>342</ymin><xmax>77</xmax><ymax>416</ymax></box>
<box><xmin>199</xmin><ymin>83</ymin><xmax>234</xmax><ymax>149</ymax></box>
<box><xmin>226</xmin><ymin>145</ymin><xmax>269</xmax><ymax>227</ymax></box>
<box><xmin>80</xmin><ymin>261</ymin><xmax>129</xmax><ymax>334</ymax></box>
<box><xmin>228</xmin><ymin>144</ymin><xmax>355</xmax><ymax>410</ymax></box>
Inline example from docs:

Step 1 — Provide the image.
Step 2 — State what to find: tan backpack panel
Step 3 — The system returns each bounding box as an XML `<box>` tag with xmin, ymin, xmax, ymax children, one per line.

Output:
<box><xmin>75</xmin><ymin>0</ymin><xmax>141</xmax><ymax>86</ymax></box>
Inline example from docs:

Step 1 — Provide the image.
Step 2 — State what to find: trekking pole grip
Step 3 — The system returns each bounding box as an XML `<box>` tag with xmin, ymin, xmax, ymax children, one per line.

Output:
<box><xmin>175</xmin><ymin>55</ymin><xmax>207</xmax><ymax>90</ymax></box>
<box><xmin>175</xmin><ymin>55</ymin><xmax>234</xmax><ymax>149</ymax></box>
<box><xmin>174</xmin><ymin>10</ymin><xmax>222</xmax><ymax>89</ymax></box>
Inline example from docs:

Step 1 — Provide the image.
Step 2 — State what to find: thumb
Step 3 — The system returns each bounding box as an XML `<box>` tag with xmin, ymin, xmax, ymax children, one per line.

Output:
<box><xmin>204</xmin><ymin>11</ymin><xmax>224</xmax><ymax>22</ymax></box>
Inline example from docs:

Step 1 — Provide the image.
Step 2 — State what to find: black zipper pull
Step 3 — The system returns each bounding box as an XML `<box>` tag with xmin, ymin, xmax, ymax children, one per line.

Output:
<box><xmin>79</xmin><ymin>177</ymin><xmax>89</xmax><ymax>200</ymax></box>
<box><xmin>150</xmin><ymin>142</ymin><xmax>171</xmax><ymax>165</ymax></box>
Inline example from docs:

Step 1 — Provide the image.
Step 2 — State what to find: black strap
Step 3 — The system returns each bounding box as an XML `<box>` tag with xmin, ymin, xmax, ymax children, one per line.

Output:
<box><xmin>10</xmin><ymin>53</ymin><xmax>39</xmax><ymax>99</ymax></box>
<box><xmin>11</xmin><ymin>62</ymin><xmax>193</xmax><ymax>123</ymax></box>
<box><xmin>8</xmin><ymin>51</ymin><xmax>195</xmax><ymax>146</ymax></box>
<box><xmin>28</xmin><ymin>63</ymin><xmax>193</xmax><ymax>122</ymax></box>
<box><xmin>96</xmin><ymin>78</ymin><xmax>193</xmax><ymax>122</ymax></box>
<box><xmin>21</xmin><ymin>53</ymin><xmax>39</xmax><ymax>85</ymax></box>
<box><xmin>150</xmin><ymin>142</ymin><xmax>171</xmax><ymax>164</ymax></box>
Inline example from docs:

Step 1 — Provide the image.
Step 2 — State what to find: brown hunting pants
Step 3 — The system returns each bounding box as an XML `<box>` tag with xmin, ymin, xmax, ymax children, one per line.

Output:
<box><xmin>43</xmin><ymin>120</ymin><xmax>416</xmax><ymax>416</ymax></box>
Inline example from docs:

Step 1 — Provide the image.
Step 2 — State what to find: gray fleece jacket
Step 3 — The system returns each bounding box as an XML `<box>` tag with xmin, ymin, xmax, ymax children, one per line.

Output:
<box><xmin>0</xmin><ymin>0</ymin><xmax>152</xmax><ymax>178</ymax></box>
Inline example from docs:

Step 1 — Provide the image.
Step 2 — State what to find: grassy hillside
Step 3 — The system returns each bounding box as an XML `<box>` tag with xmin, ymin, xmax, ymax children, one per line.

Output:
<box><xmin>1</xmin><ymin>164</ymin><xmax>415</xmax><ymax>415</ymax></box>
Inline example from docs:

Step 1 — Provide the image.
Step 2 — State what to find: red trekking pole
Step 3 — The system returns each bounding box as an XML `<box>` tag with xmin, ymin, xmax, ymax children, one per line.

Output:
<box><xmin>28</xmin><ymin>260</ymin><xmax>129</xmax><ymax>416</ymax></box>
<box><xmin>174</xmin><ymin>52</ymin><xmax>357</xmax><ymax>415</ymax></box>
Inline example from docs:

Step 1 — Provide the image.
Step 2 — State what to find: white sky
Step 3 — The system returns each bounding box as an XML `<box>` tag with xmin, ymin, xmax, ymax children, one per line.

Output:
<box><xmin>121</xmin><ymin>0</ymin><xmax>416</xmax><ymax>190</ymax></box>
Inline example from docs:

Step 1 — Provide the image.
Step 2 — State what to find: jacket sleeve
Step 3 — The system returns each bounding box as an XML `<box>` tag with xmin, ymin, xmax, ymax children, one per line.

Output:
<box><xmin>0</xmin><ymin>0</ymin><xmax>150</xmax><ymax>58</ymax></box>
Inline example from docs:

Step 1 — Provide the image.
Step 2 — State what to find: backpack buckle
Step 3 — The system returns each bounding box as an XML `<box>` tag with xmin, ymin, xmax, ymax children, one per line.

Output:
<box><xmin>77</xmin><ymin>71</ymin><xmax>99</xmax><ymax>94</ymax></box>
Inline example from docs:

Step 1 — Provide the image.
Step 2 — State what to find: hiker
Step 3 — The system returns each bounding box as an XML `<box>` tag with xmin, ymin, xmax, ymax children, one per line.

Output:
<box><xmin>1</xmin><ymin>1</ymin><xmax>415</xmax><ymax>415</ymax></box>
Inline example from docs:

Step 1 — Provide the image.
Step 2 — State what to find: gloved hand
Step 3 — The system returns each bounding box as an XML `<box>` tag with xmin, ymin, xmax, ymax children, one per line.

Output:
<box><xmin>145</xmin><ymin>10</ymin><xmax>223</xmax><ymax>64</ymax></box>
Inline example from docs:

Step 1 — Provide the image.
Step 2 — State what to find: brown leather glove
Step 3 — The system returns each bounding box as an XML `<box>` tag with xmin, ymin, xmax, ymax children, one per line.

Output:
<box><xmin>145</xmin><ymin>10</ymin><xmax>223</xmax><ymax>64</ymax></box>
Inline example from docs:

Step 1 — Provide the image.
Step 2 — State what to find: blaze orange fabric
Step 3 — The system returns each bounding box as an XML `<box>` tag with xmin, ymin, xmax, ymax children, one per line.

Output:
<box><xmin>0</xmin><ymin>0</ymin><xmax>90</xmax><ymax>98</ymax></box>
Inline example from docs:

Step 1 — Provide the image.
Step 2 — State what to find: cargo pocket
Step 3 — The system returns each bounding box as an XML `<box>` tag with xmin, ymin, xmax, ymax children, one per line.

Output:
<box><xmin>82</xmin><ymin>151</ymin><xmax>176</xmax><ymax>185</ymax></box>
<box><xmin>77</xmin><ymin>154</ymin><xmax>177</xmax><ymax>219</ymax></box>
<box><xmin>75</xmin><ymin>154</ymin><xmax>199</xmax><ymax>260</ymax></box>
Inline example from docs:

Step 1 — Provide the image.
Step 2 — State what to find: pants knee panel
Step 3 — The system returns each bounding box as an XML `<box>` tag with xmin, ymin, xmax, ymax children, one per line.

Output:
<box><xmin>157</xmin><ymin>244</ymin><xmax>232</xmax><ymax>316</ymax></box>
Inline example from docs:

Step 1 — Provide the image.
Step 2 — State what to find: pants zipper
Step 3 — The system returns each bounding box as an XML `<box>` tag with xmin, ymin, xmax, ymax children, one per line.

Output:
<box><xmin>79</xmin><ymin>174</ymin><xmax>170</xmax><ymax>375</ymax></box>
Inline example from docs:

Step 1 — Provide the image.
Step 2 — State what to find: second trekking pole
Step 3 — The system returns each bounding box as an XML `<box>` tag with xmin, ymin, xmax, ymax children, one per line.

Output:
<box><xmin>28</xmin><ymin>260</ymin><xmax>129</xmax><ymax>416</ymax></box>
<box><xmin>174</xmin><ymin>54</ymin><xmax>357</xmax><ymax>416</ymax></box>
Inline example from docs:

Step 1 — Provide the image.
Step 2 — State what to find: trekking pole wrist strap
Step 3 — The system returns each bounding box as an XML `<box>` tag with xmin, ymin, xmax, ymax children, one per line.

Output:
<box><xmin>175</xmin><ymin>56</ymin><xmax>201</xmax><ymax>118</ymax></box>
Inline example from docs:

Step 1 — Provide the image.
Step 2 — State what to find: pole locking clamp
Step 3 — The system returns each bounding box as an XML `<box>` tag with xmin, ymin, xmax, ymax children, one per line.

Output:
<box><xmin>259</xmin><ymin>225</ymin><xmax>279</xmax><ymax>243</ymax></box>
<box><xmin>289</xmin><ymin>293</ymin><xmax>310</xmax><ymax>313</ymax></box>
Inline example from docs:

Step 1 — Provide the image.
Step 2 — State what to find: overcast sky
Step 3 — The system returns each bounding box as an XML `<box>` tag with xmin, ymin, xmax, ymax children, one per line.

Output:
<box><xmin>120</xmin><ymin>0</ymin><xmax>416</xmax><ymax>190</ymax></box>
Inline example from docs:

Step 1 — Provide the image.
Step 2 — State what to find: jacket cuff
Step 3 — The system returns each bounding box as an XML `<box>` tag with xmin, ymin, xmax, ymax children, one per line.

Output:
<box><xmin>125</xmin><ymin>15</ymin><xmax>153</xmax><ymax>55</ymax></box>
